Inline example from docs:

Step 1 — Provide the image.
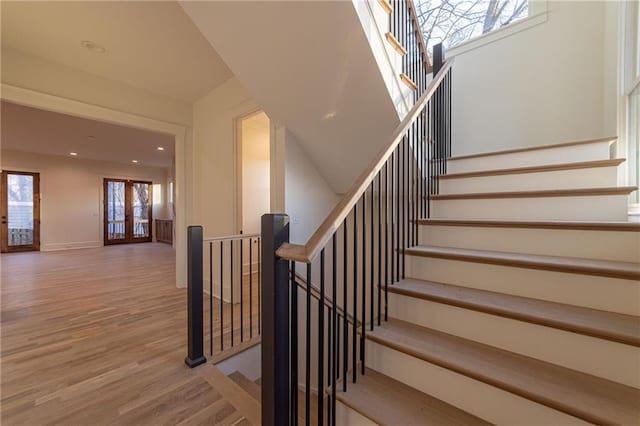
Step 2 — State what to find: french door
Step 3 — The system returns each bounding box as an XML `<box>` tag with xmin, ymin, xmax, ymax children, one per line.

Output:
<box><xmin>1</xmin><ymin>171</ymin><xmax>41</xmax><ymax>253</ymax></box>
<box><xmin>103</xmin><ymin>179</ymin><xmax>153</xmax><ymax>245</ymax></box>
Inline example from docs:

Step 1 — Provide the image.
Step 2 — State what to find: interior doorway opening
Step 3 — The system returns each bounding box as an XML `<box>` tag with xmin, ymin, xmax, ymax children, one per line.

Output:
<box><xmin>238</xmin><ymin>111</ymin><xmax>271</xmax><ymax>234</ymax></box>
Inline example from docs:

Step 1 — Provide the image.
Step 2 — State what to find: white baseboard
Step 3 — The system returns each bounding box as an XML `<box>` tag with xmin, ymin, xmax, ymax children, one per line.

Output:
<box><xmin>41</xmin><ymin>241</ymin><xmax>102</xmax><ymax>252</ymax></box>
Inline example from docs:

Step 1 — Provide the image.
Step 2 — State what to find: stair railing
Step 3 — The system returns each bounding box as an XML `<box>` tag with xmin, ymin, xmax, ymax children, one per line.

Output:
<box><xmin>185</xmin><ymin>228</ymin><xmax>262</xmax><ymax>367</ymax></box>
<box><xmin>261</xmin><ymin>44</ymin><xmax>453</xmax><ymax>426</ymax></box>
<box><xmin>390</xmin><ymin>0</ymin><xmax>433</xmax><ymax>99</ymax></box>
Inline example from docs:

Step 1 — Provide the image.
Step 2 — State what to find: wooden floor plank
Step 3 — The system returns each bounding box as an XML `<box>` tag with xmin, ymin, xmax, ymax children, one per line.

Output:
<box><xmin>0</xmin><ymin>243</ymin><xmax>260</xmax><ymax>425</ymax></box>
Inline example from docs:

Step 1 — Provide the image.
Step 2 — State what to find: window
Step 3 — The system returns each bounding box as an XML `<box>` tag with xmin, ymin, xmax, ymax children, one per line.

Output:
<box><xmin>415</xmin><ymin>0</ymin><xmax>529</xmax><ymax>53</ymax></box>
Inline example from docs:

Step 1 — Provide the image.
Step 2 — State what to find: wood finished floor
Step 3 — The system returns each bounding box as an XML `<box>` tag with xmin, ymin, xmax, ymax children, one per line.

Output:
<box><xmin>1</xmin><ymin>243</ymin><xmax>257</xmax><ymax>425</ymax></box>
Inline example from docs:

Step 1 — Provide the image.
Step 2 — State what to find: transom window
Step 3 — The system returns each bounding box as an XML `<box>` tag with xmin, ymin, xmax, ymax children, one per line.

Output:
<box><xmin>415</xmin><ymin>0</ymin><xmax>529</xmax><ymax>53</ymax></box>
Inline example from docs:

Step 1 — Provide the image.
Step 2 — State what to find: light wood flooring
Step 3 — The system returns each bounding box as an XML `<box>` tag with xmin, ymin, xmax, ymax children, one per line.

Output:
<box><xmin>1</xmin><ymin>243</ymin><xmax>258</xmax><ymax>425</ymax></box>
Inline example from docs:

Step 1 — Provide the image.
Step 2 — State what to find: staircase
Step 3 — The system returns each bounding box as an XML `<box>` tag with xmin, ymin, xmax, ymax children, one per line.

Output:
<box><xmin>344</xmin><ymin>138</ymin><xmax>640</xmax><ymax>425</ymax></box>
<box><xmin>181</xmin><ymin>1</ymin><xmax>639</xmax><ymax>423</ymax></box>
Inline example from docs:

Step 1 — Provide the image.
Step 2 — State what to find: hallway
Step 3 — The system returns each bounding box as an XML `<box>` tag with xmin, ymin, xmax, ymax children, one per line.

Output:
<box><xmin>1</xmin><ymin>243</ymin><xmax>253</xmax><ymax>425</ymax></box>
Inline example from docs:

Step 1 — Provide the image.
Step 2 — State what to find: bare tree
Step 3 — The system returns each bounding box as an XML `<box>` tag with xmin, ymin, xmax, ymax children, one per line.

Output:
<box><xmin>415</xmin><ymin>0</ymin><xmax>528</xmax><ymax>53</ymax></box>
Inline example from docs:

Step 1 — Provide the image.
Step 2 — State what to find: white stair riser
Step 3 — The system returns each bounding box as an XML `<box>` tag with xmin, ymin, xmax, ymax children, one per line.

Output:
<box><xmin>388</xmin><ymin>295</ymin><xmax>640</xmax><ymax>388</ymax></box>
<box><xmin>439</xmin><ymin>166</ymin><xmax>619</xmax><ymax>194</ymax></box>
<box><xmin>448</xmin><ymin>142</ymin><xmax>611</xmax><ymax>174</ymax></box>
<box><xmin>431</xmin><ymin>194</ymin><xmax>629</xmax><ymax>221</ymax></box>
<box><xmin>419</xmin><ymin>226</ymin><xmax>640</xmax><ymax>262</ymax></box>
<box><xmin>406</xmin><ymin>256</ymin><xmax>640</xmax><ymax>315</ymax></box>
<box><xmin>366</xmin><ymin>341</ymin><xmax>589</xmax><ymax>425</ymax></box>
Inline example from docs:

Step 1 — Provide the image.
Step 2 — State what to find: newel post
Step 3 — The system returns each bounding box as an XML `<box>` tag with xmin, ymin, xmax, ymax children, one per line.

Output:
<box><xmin>261</xmin><ymin>214</ymin><xmax>291</xmax><ymax>426</ymax></box>
<box><xmin>185</xmin><ymin>225</ymin><xmax>206</xmax><ymax>368</ymax></box>
<box><xmin>433</xmin><ymin>42</ymin><xmax>445</xmax><ymax>75</ymax></box>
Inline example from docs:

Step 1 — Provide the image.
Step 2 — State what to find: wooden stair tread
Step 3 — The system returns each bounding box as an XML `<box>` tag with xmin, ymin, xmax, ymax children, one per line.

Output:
<box><xmin>417</xmin><ymin>218</ymin><xmax>640</xmax><ymax>231</ymax></box>
<box><xmin>448</xmin><ymin>136</ymin><xmax>616</xmax><ymax>161</ymax></box>
<box><xmin>336</xmin><ymin>368</ymin><xmax>491</xmax><ymax>425</ymax></box>
<box><xmin>228</xmin><ymin>371</ymin><xmax>261</xmax><ymax>402</ymax></box>
<box><xmin>430</xmin><ymin>186</ymin><xmax>636</xmax><ymax>200</ymax></box>
<box><xmin>368</xmin><ymin>318</ymin><xmax>640</xmax><ymax>425</ymax></box>
<box><xmin>406</xmin><ymin>245</ymin><xmax>640</xmax><ymax>280</ymax></box>
<box><xmin>390</xmin><ymin>278</ymin><xmax>640</xmax><ymax>346</ymax></box>
<box><xmin>439</xmin><ymin>158</ymin><xmax>625</xmax><ymax>179</ymax></box>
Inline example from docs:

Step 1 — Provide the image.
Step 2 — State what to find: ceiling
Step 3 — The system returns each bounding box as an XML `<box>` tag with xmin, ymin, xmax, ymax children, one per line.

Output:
<box><xmin>1</xmin><ymin>1</ymin><xmax>233</xmax><ymax>103</ymax></box>
<box><xmin>1</xmin><ymin>101</ymin><xmax>175</xmax><ymax>168</ymax></box>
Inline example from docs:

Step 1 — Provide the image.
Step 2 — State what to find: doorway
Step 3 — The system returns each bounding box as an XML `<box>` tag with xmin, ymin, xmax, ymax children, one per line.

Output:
<box><xmin>103</xmin><ymin>178</ymin><xmax>153</xmax><ymax>245</ymax></box>
<box><xmin>238</xmin><ymin>111</ymin><xmax>271</xmax><ymax>235</ymax></box>
<box><xmin>1</xmin><ymin>171</ymin><xmax>40</xmax><ymax>253</ymax></box>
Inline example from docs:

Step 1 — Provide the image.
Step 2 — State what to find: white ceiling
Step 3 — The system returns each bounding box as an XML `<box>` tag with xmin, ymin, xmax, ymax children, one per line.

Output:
<box><xmin>1</xmin><ymin>1</ymin><xmax>233</xmax><ymax>103</ymax></box>
<box><xmin>1</xmin><ymin>101</ymin><xmax>175</xmax><ymax>168</ymax></box>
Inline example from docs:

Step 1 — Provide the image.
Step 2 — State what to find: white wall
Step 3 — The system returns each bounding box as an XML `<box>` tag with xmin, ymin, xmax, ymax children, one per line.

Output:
<box><xmin>192</xmin><ymin>77</ymin><xmax>260</xmax><ymax>238</ymax></box>
<box><xmin>1</xmin><ymin>150</ymin><xmax>168</xmax><ymax>251</ymax></box>
<box><xmin>283</xmin><ymin>129</ymin><xmax>340</xmax><ymax>244</ymax></box>
<box><xmin>241</xmin><ymin>114</ymin><xmax>270</xmax><ymax>235</ymax></box>
<box><xmin>449</xmin><ymin>1</ymin><xmax>614</xmax><ymax>156</ymax></box>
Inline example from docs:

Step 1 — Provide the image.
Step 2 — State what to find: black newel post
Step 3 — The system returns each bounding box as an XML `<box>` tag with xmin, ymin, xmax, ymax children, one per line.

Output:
<box><xmin>185</xmin><ymin>225</ymin><xmax>206</xmax><ymax>368</ymax></box>
<box><xmin>433</xmin><ymin>42</ymin><xmax>444</xmax><ymax>75</ymax></box>
<box><xmin>261</xmin><ymin>214</ymin><xmax>290</xmax><ymax>426</ymax></box>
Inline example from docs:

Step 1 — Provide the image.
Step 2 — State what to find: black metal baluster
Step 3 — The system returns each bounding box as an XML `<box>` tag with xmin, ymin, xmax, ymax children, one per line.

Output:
<box><xmin>370</xmin><ymin>182</ymin><xmax>374</xmax><ymax>332</ymax></box>
<box><xmin>377</xmin><ymin>172</ymin><xmax>382</xmax><ymax>327</ymax></box>
<box><xmin>240</xmin><ymin>238</ymin><xmax>244</xmax><ymax>343</ymax></box>
<box><xmin>209</xmin><ymin>241</ymin><xmax>213</xmax><ymax>355</ymax></box>
<box><xmin>231</xmin><ymin>239</ymin><xmax>234</xmax><ymax>346</ymax></box>
<box><xmin>342</xmin><ymin>221</ymin><xmax>348</xmax><ymax>392</ymax></box>
<box><xmin>220</xmin><ymin>241</ymin><xmax>224</xmax><ymax>351</ymax></box>
<box><xmin>331</xmin><ymin>233</ymin><xmax>337</xmax><ymax>425</ymax></box>
<box><xmin>258</xmin><ymin>237</ymin><xmax>261</xmax><ymax>334</ymax></box>
<box><xmin>250</xmin><ymin>238</ymin><xmax>253</xmax><ymax>339</ymax></box>
<box><xmin>352</xmin><ymin>205</ymin><xmax>358</xmax><ymax>384</ymax></box>
<box><xmin>291</xmin><ymin>262</ymin><xmax>298</xmax><ymax>425</ymax></box>
<box><xmin>402</xmin><ymin>137</ymin><xmax>407</xmax><ymax>279</ymax></box>
<box><xmin>389</xmin><ymin>153</ymin><xmax>397</xmax><ymax>282</ymax></box>
<box><xmin>305</xmin><ymin>264</ymin><xmax>311</xmax><ymax>426</ymax></box>
<box><xmin>384</xmin><ymin>162</ymin><xmax>389</xmax><ymax>321</ymax></box>
<box><xmin>361</xmin><ymin>196</ymin><xmax>366</xmax><ymax>375</ymax></box>
<box><xmin>396</xmin><ymin>143</ymin><xmax>400</xmax><ymax>283</ymax></box>
<box><xmin>318</xmin><ymin>250</ymin><xmax>325</xmax><ymax>426</ymax></box>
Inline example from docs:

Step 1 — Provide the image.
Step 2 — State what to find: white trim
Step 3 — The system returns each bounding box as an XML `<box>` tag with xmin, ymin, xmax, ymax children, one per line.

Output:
<box><xmin>1</xmin><ymin>84</ymin><xmax>190</xmax><ymax>287</ymax></box>
<box><xmin>447</xmin><ymin>10</ymin><xmax>548</xmax><ymax>58</ymax></box>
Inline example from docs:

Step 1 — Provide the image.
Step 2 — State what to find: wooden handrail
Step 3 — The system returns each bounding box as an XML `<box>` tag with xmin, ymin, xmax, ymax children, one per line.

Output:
<box><xmin>406</xmin><ymin>0</ymin><xmax>433</xmax><ymax>73</ymax></box>
<box><xmin>276</xmin><ymin>59</ymin><xmax>454</xmax><ymax>263</ymax></box>
<box><xmin>204</xmin><ymin>233</ymin><xmax>260</xmax><ymax>242</ymax></box>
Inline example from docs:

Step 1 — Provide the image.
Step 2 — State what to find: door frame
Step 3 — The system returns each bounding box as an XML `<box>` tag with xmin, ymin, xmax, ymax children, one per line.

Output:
<box><xmin>234</xmin><ymin>109</ymin><xmax>272</xmax><ymax>235</ymax></box>
<box><xmin>1</xmin><ymin>170</ymin><xmax>41</xmax><ymax>253</ymax></box>
<box><xmin>103</xmin><ymin>178</ymin><xmax>153</xmax><ymax>245</ymax></box>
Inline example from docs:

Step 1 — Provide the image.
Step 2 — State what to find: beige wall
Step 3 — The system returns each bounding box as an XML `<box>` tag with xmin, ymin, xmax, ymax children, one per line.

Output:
<box><xmin>192</xmin><ymin>77</ymin><xmax>260</xmax><ymax>238</ymax></box>
<box><xmin>449</xmin><ymin>1</ymin><xmax>615</xmax><ymax>156</ymax></box>
<box><xmin>1</xmin><ymin>150</ymin><xmax>168</xmax><ymax>251</ymax></box>
<box><xmin>2</xmin><ymin>47</ymin><xmax>192</xmax><ymax>126</ymax></box>
<box><xmin>283</xmin><ymin>129</ymin><xmax>340</xmax><ymax>244</ymax></box>
<box><xmin>241</xmin><ymin>113</ymin><xmax>270</xmax><ymax>235</ymax></box>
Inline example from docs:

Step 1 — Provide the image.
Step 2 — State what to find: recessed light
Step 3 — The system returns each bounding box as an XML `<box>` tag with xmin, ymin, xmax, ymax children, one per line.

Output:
<box><xmin>157</xmin><ymin>146</ymin><xmax>165</xmax><ymax>151</ymax></box>
<box><xmin>132</xmin><ymin>160</ymin><xmax>138</xmax><ymax>163</ymax></box>
<box><xmin>81</xmin><ymin>40</ymin><xmax>106</xmax><ymax>54</ymax></box>
<box><xmin>70</xmin><ymin>152</ymin><xmax>78</xmax><ymax>156</ymax></box>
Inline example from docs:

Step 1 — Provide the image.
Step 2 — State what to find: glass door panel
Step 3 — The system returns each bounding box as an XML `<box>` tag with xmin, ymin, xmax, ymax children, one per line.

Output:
<box><xmin>132</xmin><ymin>182</ymin><xmax>151</xmax><ymax>240</ymax></box>
<box><xmin>105</xmin><ymin>180</ymin><xmax>127</xmax><ymax>243</ymax></box>
<box><xmin>103</xmin><ymin>179</ymin><xmax>152</xmax><ymax>244</ymax></box>
<box><xmin>1</xmin><ymin>171</ymin><xmax>40</xmax><ymax>253</ymax></box>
